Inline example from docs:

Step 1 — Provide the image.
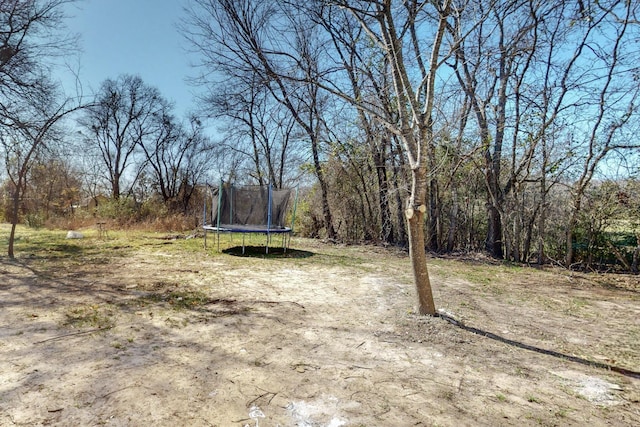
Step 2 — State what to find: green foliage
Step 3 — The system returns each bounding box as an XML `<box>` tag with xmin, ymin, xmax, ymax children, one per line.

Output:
<box><xmin>140</xmin><ymin>289</ymin><xmax>209</xmax><ymax>310</ymax></box>
<box><xmin>293</xmin><ymin>187</ymin><xmax>324</xmax><ymax>238</ymax></box>
<box><xmin>95</xmin><ymin>197</ymin><xmax>137</xmax><ymax>222</ymax></box>
<box><xmin>571</xmin><ymin>180</ymin><xmax>639</xmax><ymax>269</ymax></box>
<box><xmin>24</xmin><ymin>213</ymin><xmax>44</xmax><ymax>229</ymax></box>
<box><xmin>64</xmin><ymin>305</ymin><xmax>115</xmax><ymax>329</ymax></box>
<box><xmin>137</xmin><ymin>197</ymin><xmax>169</xmax><ymax>220</ymax></box>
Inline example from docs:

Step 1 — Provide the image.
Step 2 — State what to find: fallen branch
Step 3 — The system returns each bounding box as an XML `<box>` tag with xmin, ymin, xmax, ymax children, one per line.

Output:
<box><xmin>247</xmin><ymin>390</ymin><xmax>277</xmax><ymax>407</ymax></box>
<box><xmin>206</xmin><ymin>298</ymin><xmax>305</xmax><ymax>310</ymax></box>
<box><xmin>34</xmin><ymin>327</ymin><xmax>111</xmax><ymax>344</ymax></box>
<box><xmin>606</xmin><ymin>240</ymin><xmax>631</xmax><ymax>271</ymax></box>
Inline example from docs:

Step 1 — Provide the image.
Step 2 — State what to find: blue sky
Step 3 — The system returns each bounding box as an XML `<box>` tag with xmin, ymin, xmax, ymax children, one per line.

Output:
<box><xmin>60</xmin><ymin>0</ymin><xmax>197</xmax><ymax>118</ymax></box>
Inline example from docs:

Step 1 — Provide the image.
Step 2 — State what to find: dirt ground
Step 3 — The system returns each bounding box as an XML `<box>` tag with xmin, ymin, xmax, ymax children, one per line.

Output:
<box><xmin>0</xmin><ymin>231</ymin><xmax>639</xmax><ymax>426</ymax></box>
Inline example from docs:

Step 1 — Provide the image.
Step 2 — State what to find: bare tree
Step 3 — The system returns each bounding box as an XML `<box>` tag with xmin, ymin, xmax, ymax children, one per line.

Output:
<box><xmin>0</xmin><ymin>0</ymin><xmax>81</xmax><ymax>258</ymax></box>
<box><xmin>446</xmin><ymin>0</ymin><xmax>543</xmax><ymax>259</ymax></box>
<box><xmin>78</xmin><ymin>75</ymin><xmax>169</xmax><ymax>200</ymax></box>
<box><xmin>183</xmin><ymin>0</ymin><xmax>337</xmax><ymax>239</ymax></box>
<box><xmin>206</xmin><ymin>75</ymin><xmax>299</xmax><ymax>189</ymax></box>
<box><xmin>27</xmin><ymin>155</ymin><xmax>81</xmax><ymax>219</ymax></box>
<box><xmin>442</xmin><ymin>0</ymin><xmax>640</xmax><ymax>266</ymax></box>
<box><xmin>561</xmin><ymin>1</ymin><xmax>640</xmax><ymax>266</ymax></box>
<box><xmin>1</xmin><ymin>97</ymin><xmax>82</xmax><ymax>257</ymax></box>
<box><xmin>315</xmin><ymin>0</ymin><xmax>453</xmax><ymax>314</ymax></box>
<box><xmin>138</xmin><ymin>114</ymin><xmax>214</xmax><ymax>212</ymax></box>
<box><xmin>317</xmin><ymin>5</ymin><xmax>405</xmax><ymax>244</ymax></box>
<box><xmin>0</xmin><ymin>0</ymin><xmax>77</xmax><ymax>115</ymax></box>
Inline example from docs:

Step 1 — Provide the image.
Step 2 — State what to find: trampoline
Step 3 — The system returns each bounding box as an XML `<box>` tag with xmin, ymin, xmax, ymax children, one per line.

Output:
<box><xmin>203</xmin><ymin>182</ymin><xmax>297</xmax><ymax>253</ymax></box>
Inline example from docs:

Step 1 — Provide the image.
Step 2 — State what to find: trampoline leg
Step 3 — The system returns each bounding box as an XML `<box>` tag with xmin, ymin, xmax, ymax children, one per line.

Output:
<box><xmin>242</xmin><ymin>233</ymin><xmax>246</xmax><ymax>255</ymax></box>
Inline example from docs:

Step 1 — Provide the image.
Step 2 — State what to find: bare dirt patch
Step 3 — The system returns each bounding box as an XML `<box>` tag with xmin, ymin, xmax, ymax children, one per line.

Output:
<box><xmin>0</xmin><ymin>232</ymin><xmax>638</xmax><ymax>426</ymax></box>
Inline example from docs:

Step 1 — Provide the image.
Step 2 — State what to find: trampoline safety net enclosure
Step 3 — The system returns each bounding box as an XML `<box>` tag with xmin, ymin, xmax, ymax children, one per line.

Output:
<box><xmin>203</xmin><ymin>182</ymin><xmax>297</xmax><ymax>253</ymax></box>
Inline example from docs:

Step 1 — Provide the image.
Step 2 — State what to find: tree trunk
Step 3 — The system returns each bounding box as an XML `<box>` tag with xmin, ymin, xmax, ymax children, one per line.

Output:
<box><xmin>522</xmin><ymin>214</ymin><xmax>536</xmax><ymax>263</ymax></box>
<box><xmin>428</xmin><ymin>177</ymin><xmax>439</xmax><ymax>251</ymax></box>
<box><xmin>8</xmin><ymin>223</ymin><xmax>17</xmax><ymax>259</ymax></box>
<box><xmin>7</xmin><ymin>168</ymin><xmax>26</xmax><ymax>259</ymax></box>
<box><xmin>112</xmin><ymin>171</ymin><xmax>121</xmax><ymax>200</ymax></box>
<box><xmin>446</xmin><ymin>185</ymin><xmax>458</xmax><ymax>252</ymax></box>
<box><xmin>538</xmin><ymin>165</ymin><xmax>547</xmax><ymax>265</ymax></box>
<box><xmin>565</xmin><ymin>216</ymin><xmax>576</xmax><ymax>267</ymax></box>
<box><xmin>312</xmin><ymin>138</ymin><xmax>336</xmax><ymax>240</ymax></box>
<box><xmin>632</xmin><ymin>234</ymin><xmax>640</xmax><ymax>274</ymax></box>
<box><xmin>486</xmin><ymin>204</ymin><xmax>503</xmax><ymax>258</ymax></box>
<box><xmin>8</xmin><ymin>182</ymin><xmax>23</xmax><ymax>258</ymax></box>
<box><xmin>537</xmin><ymin>210</ymin><xmax>546</xmax><ymax>265</ymax></box>
<box><xmin>406</xmin><ymin>164</ymin><xmax>436</xmax><ymax>315</ymax></box>
<box><xmin>513</xmin><ymin>208</ymin><xmax>522</xmax><ymax>262</ymax></box>
<box><xmin>374</xmin><ymin>147</ymin><xmax>392</xmax><ymax>243</ymax></box>
<box><xmin>565</xmin><ymin>197</ymin><xmax>581</xmax><ymax>266</ymax></box>
<box><xmin>391</xmin><ymin>143</ymin><xmax>407</xmax><ymax>246</ymax></box>
<box><xmin>406</xmin><ymin>207</ymin><xmax>436</xmax><ymax>315</ymax></box>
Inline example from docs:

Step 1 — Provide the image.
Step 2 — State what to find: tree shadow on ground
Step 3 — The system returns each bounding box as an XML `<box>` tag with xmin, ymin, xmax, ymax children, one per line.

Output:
<box><xmin>222</xmin><ymin>246</ymin><xmax>314</xmax><ymax>259</ymax></box>
<box><xmin>437</xmin><ymin>312</ymin><xmax>640</xmax><ymax>380</ymax></box>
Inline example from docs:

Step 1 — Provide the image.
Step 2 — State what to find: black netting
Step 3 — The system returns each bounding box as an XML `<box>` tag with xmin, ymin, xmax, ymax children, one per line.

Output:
<box><xmin>208</xmin><ymin>184</ymin><xmax>293</xmax><ymax>230</ymax></box>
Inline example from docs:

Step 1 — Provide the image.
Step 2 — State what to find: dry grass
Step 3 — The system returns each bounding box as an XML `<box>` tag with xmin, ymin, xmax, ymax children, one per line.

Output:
<box><xmin>1</xmin><ymin>224</ymin><xmax>638</xmax><ymax>426</ymax></box>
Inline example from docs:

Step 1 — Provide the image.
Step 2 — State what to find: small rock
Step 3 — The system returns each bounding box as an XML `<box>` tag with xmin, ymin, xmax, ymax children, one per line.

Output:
<box><xmin>66</xmin><ymin>231</ymin><xmax>84</xmax><ymax>239</ymax></box>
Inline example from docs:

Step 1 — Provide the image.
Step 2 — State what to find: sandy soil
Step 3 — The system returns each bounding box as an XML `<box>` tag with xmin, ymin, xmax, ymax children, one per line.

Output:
<box><xmin>0</xmin><ymin>235</ymin><xmax>639</xmax><ymax>426</ymax></box>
